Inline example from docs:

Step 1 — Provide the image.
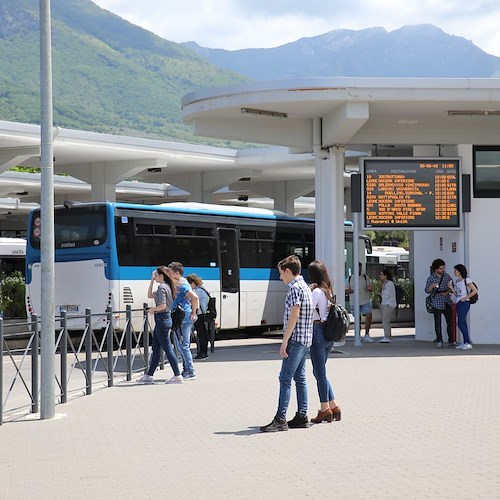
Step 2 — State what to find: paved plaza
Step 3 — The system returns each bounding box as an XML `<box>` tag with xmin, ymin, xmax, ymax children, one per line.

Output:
<box><xmin>1</xmin><ymin>327</ymin><xmax>500</xmax><ymax>499</ymax></box>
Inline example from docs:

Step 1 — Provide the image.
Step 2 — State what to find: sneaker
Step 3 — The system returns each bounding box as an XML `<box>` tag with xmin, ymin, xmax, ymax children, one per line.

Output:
<box><xmin>183</xmin><ymin>372</ymin><xmax>197</xmax><ymax>380</ymax></box>
<box><xmin>194</xmin><ymin>353</ymin><xmax>208</xmax><ymax>360</ymax></box>
<box><xmin>137</xmin><ymin>374</ymin><xmax>154</xmax><ymax>384</ymax></box>
<box><xmin>448</xmin><ymin>342</ymin><xmax>457</xmax><ymax>348</ymax></box>
<box><xmin>459</xmin><ymin>343</ymin><xmax>473</xmax><ymax>350</ymax></box>
<box><xmin>260</xmin><ymin>417</ymin><xmax>288</xmax><ymax>432</ymax></box>
<box><xmin>379</xmin><ymin>337</ymin><xmax>392</xmax><ymax>343</ymax></box>
<box><xmin>363</xmin><ymin>335</ymin><xmax>374</xmax><ymax>343</ymax></box>
<box><xmin>165</xmin><ymin>375</ymin><xmax>183</xmax><ymax>384</ymax></box>
<box><xmin>436</xmin><ymin>341</ymin><xmax>443</xmax><ymax>348</ymax></box>
<box><xmin>455</xmin><ymin>343</ymin><xmax>465</xmax><ymax>349</ymax></box>
<box><xmin>287</xmin><ymin>413</ymin><xmax>310</xmax><ymax>429</ymax></box>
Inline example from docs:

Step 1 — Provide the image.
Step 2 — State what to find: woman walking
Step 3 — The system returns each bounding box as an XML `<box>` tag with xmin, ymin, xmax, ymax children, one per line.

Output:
<box><xmin>137</xmin><ymin>266</ymin><xmax>183</xmax><ymax>384</ymax></box>
<box><xmin>379</xmin><ymin>268</ymin><xmax>397</xmax><ymax>343</ymax></box>
<box><xmin>307</xmin><ymin>260</ymin><xmax>341</xmax><ymax>423</ymax></box>
<box><xmin>448</xmin><ymin>264</ymin><xmax>477</xmax><ymax>350</ymax></box>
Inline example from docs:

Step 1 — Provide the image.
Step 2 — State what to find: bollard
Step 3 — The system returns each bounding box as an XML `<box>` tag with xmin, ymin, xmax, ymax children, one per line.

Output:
<box><xmin>60</xmin><ymin>311</ymin><xmax>67</xmax><ymax>404</ymax></box>
<box><xmin>31</xmin><ymin>314</ymin><xmax>39</xmax><ymax>414</ymax></box>
<box><xmin>85</xmin><ymin>308</ymin><xmax>92</xmax><ymax>395</ymax></box>
<box><xmin>126</xmin><ymin>305</ymin><xmax>132</xmax><ymax>381</ymax></box>
<box><xmin>106</xmin><ymin>307</ymin><xmax>114</xmax><ymax>387</ymax></box>
<box><xmin>143</xmin><ymin>303</ymin><xmax>149</xmax><ymax>371</ymax></box>
<box><xmin>0</xmin><ymin>317</ymin><xmax>3</xmax><ymax>425</ymax></box>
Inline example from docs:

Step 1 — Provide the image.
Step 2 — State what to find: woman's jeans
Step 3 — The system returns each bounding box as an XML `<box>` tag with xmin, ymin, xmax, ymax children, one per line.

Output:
<box><xmin>276</xmin><ymin>339</ymin><xmax>309</xmax><ymax>420</ymax></box>
<box><xmin>310</xmin><ymin>323</ymin><xmax>335</xmax><ymax>403</ymax></box>
<box><xmin>194</xmin><ymin>315</ymin><xmax>209</xmax><ymax>355</ymax></box>
<box><xmin>147</xmin><ymin>312</ymin><xmax>180</xmax><ymax>377</ymax></box>
<box><xmin>174</xmin><ymin>318</ymin><xmax>195</xmax><ymax>375</ymax></box>
<box><xmin>456</xmin><ymin>300</ymin><xmax>471</xmax><ymax>344</ymax></box>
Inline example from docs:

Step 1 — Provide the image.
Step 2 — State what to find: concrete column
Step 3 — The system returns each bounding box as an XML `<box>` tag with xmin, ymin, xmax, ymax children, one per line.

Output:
<box><xmin>314</xmin><ymin>146</ymin><xmax>346</xmax><ymax>303</ymax></box>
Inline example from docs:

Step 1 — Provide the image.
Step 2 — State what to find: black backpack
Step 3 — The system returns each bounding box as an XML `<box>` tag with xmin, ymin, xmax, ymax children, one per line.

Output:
<box><xmin>395</xmin><ymin>284</ymin><xmax>404</xmax><ymax>305</ymax></box>
<box><xmin>322</xmin><ymin>303</ymin><xmax>350</xmax><ymax>343</ymax></box>
<box><xmin>467</xmin><ymin>282</ymin><xmax>479</xmax><ymax>304</ymax></box>
<box><xmin>201</xmin><ymin>287</ymin><xmax>217</xmax><ymax>320</ymax></box>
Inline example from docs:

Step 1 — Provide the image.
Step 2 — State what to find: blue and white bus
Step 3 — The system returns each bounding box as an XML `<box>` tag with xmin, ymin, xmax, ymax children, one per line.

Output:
<box><xmin>25</xmin><ymin>202</ymin><xmax>370</xmax><ymax>331</ymax></box>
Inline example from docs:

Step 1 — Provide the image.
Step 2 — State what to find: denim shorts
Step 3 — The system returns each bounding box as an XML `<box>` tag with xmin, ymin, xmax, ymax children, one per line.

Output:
<box><xmin>360</xmin><ymin>302</ymin><xmax>372</xmax><ymax>314</ymax></box>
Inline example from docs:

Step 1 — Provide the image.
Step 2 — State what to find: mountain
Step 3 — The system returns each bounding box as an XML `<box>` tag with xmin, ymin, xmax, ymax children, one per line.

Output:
<box><xmin>2</xmin><ymin>2</ymin><xmax>500</xmax><ymax>145</ymax></box>
<box><xmin>184</xmin><ymin>24</ymin><xmax>500</xmax><ymax>80</ymax></box>
<box><xmin>0</xmin><ymin>0</ymin><xmax>247</xmax><ymax>144</ymax></box>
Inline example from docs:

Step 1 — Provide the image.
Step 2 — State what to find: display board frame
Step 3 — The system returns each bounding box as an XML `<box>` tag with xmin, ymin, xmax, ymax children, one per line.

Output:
<box><xmin>361</xmin><ymin>157</ymin><xmax>461</xmax><ymax>230</ymax></box>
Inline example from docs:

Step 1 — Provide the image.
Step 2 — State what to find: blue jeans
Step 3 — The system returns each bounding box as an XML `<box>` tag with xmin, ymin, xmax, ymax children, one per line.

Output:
<box><xmin>310</xmin><ymin>323</ymin><xmax>335</xmax><ymax>403</ymax></box>
<box><xmin>456</xmin><ymin>301</ymin><xmax>471</xmax><ymax>344</ymax></box>
<box><xmin>147</xmin><ymin>312</ymin><xmax>180</xmax><ymax>377</ymax></box>
<box><xmin>276</xmin><ymin>339</ymin><xmax>309</xmax><ymax>420</ymax></box>
<box><xmin>174</xmin><ymin>318</ymin><xmax>195</xmax><ymax>375</ymax></box>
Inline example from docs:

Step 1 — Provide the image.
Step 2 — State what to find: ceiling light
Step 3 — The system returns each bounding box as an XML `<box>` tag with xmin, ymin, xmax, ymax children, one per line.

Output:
<box><xmin>241</xmin><ymin>107</ymin><xmax>288</xmax><ymax>118</ymax></box>
<box><xmin>448</xmin><ymin>110</ymin><xmax>500</xmax><ymax>116</ymax></box>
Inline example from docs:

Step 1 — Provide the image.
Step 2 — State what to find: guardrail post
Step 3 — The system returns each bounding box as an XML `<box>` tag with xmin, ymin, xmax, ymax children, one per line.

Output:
<box><xmin>107</xmin><ymin>307</ymin><xmax>114</xmax><ymax>387</ymax></box>
<box><xmin>85</xmin><ymin>308</ymin><xmax>92</xmax><ymax>395</ymax></box>
<box><xmin>31</xmin><ymin>314</ymin><xmax>39</xmax><ymax>414</ymax></box>
<box><xmin>126</xmin><ymin>305</ymin><xmax>132</xmax><ymax>381</ymax></box>
<box><xmin>0</xmin><ymin>317</ymin><xmax>3</xmax><ymax>426</ymax></box>
<box><xmin>60</xmin><ymin>311</ymin><xmax>67</xmax><ymax>404</ymax></box>
<box><xmin>143</xmin><ymin>303</ymin><xmax>149</xmax><ymax>371</ymax></box>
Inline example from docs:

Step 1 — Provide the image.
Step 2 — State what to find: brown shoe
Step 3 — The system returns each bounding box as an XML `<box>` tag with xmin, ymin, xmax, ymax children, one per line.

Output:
<box><xmin>330</xmin><ymin>406</ymin><xmax>342</xmax><ymax>421</ymax></box>
<box><xmin>310</xmin><ymin>408</ymin><xmax>333</xmax><ymax>423</ymax></box>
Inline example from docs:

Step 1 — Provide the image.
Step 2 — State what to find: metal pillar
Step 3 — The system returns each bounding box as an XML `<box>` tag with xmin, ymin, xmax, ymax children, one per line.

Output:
<box><xmin>39</xmin><ymin>0</ymin><xmax>56</xmax><ymax>419</ymax></box>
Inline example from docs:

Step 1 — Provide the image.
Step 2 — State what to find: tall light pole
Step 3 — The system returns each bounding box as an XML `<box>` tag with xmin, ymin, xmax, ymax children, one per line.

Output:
<box><xmin>39</xmin><ymin>0</ymin><xmax>55</xmax><ymax>419</ymax></box>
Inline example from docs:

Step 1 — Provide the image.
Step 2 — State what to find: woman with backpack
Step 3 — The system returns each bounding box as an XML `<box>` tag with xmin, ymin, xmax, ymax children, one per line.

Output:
<box><xmin>187</xmin><ymin>274</ymin><xmax>211</xmax><ymax>360</ymax></box>
<box><xmin>307</xmin><ymin>260</ymin><xmax>341</xmax><ymax>424</ymax></box>
<box><xmin>379</xmin><ymin>268</ymin><xmax>397</xmax><ymax>343</ymax></box>
<box><xmin>448</xmin><ymin>264</ymin><xmax>478</xmax><ymax>350</ymax></box>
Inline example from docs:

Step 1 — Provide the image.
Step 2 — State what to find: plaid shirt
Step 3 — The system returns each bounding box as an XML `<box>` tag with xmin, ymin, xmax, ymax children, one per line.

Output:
<box><xmin>283</xmin><ymin>275</ymin><xmax>314</xmax><ymax>347</ymax></box>
<box><xmin>425</xmin><ymin>272</ymin><xmax>453</xmax><ymax>310</ymax></box>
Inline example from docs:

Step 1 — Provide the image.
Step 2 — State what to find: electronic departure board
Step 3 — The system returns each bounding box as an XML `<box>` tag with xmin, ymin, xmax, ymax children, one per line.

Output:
<box><xmin>362</xmin><ymin>158</ymin><xmax>460</xmax><ymax>229</ymax></box>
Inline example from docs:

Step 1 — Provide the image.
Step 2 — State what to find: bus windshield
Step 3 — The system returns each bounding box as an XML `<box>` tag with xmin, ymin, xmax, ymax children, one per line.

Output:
<box><xmin>29</xmin><ymin>205</ymin><xmax>107</xmax><ymax>250</ymax></box>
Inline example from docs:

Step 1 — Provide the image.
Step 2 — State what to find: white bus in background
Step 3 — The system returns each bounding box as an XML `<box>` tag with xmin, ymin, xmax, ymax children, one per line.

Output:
<box><xmin>0</xmin><ymin>237</ymin><xmax>26</xmax><ymax>277</ymax></box>
<box><xmin>366</xmin><ymin>245</ymin><xmax>409</xmax><ymax>279</ymax></box>
<box><xmin>25</xmin><ymin>201</ymin><xmax>371</xmax><ymax>331</ymax></box>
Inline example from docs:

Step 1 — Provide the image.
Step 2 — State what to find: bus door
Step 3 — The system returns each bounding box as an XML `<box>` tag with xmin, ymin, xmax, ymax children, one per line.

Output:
<box><xmin>217</xmin><ymin>228</ymin><xmax>240</xmax><ymax>329</ymax></box>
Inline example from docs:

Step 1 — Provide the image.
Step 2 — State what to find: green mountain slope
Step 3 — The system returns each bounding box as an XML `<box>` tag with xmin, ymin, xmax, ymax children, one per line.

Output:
<box><xmin>0</xmin><ymin>0</ymin><xmax>248</xmax><ymax>144</ymax></box>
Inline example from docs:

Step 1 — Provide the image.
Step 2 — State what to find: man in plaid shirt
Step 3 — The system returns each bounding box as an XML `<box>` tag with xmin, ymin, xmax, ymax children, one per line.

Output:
<box><xmin>425</xmin><ymin>259</ymin><xmax>454</xmax><ymax>348</ymax></box>
<box><xmin>261</xmin><ymin>255</ymin><xmax>314</xmax><ymax>432</ymax></box>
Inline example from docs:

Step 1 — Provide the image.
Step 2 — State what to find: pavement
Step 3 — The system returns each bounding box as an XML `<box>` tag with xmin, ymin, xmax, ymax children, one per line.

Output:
<box><xmin>1</xmin><ymin>327</ymin><xmax>500</xmax><ymax>500</ymax></box>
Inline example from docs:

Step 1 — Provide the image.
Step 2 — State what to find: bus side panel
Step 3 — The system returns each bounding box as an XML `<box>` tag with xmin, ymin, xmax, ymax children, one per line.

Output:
<box><xmin>239</xmin><ymin>280</ymin><xmax>285</xmax><ymax>328</ymax></box>
<box><xmin>26</xmin><ymin>260</ymin><xmax>111</xmax><ymax>330</ymax></box>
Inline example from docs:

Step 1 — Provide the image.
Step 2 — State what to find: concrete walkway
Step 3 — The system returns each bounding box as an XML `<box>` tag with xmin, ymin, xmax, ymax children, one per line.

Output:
<box><xmin>1</xmin><ymin>327</ymin><xmax>500</xmax><ymax>499</ymax></box>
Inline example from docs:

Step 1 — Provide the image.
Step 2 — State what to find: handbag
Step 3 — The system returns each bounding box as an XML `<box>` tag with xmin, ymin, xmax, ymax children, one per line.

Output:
<box><xmin>425</xmin><ymin>294</ymin><xmax>433</xmax><ymax>313</ymax></box>
<box><xmin>171</xmin><ymin>305</ymin><xmax>185</xmax><ymax>331</ymax></box>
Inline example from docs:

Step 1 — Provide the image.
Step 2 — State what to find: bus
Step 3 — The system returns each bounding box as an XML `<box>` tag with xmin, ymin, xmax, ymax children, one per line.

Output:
<box><xmin>0</xmin><ymin>237</ymin><xmax>26</xmax><ymax>277</ymax></box>
<box><xmin>366</xmin><ymin>245</ymin><xmax>409</xmax><ymax>279</ymax></box>
<box><xmin>25</xmin><ymin>202</ymin><xmax>370</xmax><ymax>331</ymax></box>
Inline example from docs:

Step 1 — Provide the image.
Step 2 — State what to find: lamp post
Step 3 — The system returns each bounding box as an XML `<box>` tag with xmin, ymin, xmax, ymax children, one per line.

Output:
<box><xmin>39</xmin><ymin>0</ymin><xmax>55</xmax><ymax>419</ymax></box>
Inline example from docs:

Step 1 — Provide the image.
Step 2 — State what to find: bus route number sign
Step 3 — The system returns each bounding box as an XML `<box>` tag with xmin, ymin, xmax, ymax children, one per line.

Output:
<box><xmin>362</xmin><ymin>158</ymin><xmax>460</xmax><ymax>229</ymax></box>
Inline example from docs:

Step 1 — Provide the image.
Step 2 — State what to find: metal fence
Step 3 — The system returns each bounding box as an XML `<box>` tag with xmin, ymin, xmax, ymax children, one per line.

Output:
<box><xmin>0</xmin><ymin>304</ymin><xmax>162</xmax><ymax>425</ymax></box>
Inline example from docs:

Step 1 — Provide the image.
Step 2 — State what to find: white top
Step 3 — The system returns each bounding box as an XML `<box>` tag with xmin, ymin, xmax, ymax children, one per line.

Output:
<box><xmin>452</xmin><ymin>277</ymin><xmax>473</xmax><ymax>303</ymax></box>
<box><xmin>381</xmin><ymin>280</ymin><xmax>397</xmax><ymax>308</ymax></box>
<box><xmin>311</xmin><ymin>287</ymin><xmax>329</xmax><ymax>321</ymax></box>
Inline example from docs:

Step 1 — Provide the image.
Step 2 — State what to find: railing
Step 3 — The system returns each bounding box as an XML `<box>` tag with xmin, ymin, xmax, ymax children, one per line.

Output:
<box><xmin>1</xmin><ymin>304</ymin><xmax>160</xmax><ymax>425</ymax></box>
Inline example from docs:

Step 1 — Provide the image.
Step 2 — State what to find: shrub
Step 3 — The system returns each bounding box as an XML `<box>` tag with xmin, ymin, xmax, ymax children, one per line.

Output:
<box><xmin>0</xmin><ymin>271</ymin><xmax>27</xmax><ymax>319</ymax></box>
<box><xmin>370</xmin><ymin>277</ymin><xmax>414</xmax><ymax>309</ymax></box>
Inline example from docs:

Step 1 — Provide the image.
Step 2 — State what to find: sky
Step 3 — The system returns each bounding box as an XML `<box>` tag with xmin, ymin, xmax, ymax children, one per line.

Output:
<box><xmin>91</xmin><ymin>0</ymin><xmax>500</xmax><ymax>57</ymax></box>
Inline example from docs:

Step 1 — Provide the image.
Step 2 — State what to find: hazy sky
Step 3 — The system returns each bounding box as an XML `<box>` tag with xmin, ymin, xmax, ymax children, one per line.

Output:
<box><xmin>92</xmin><ymin>0</ymin><xmax>500</xmax><ymax>56</ymax></box>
